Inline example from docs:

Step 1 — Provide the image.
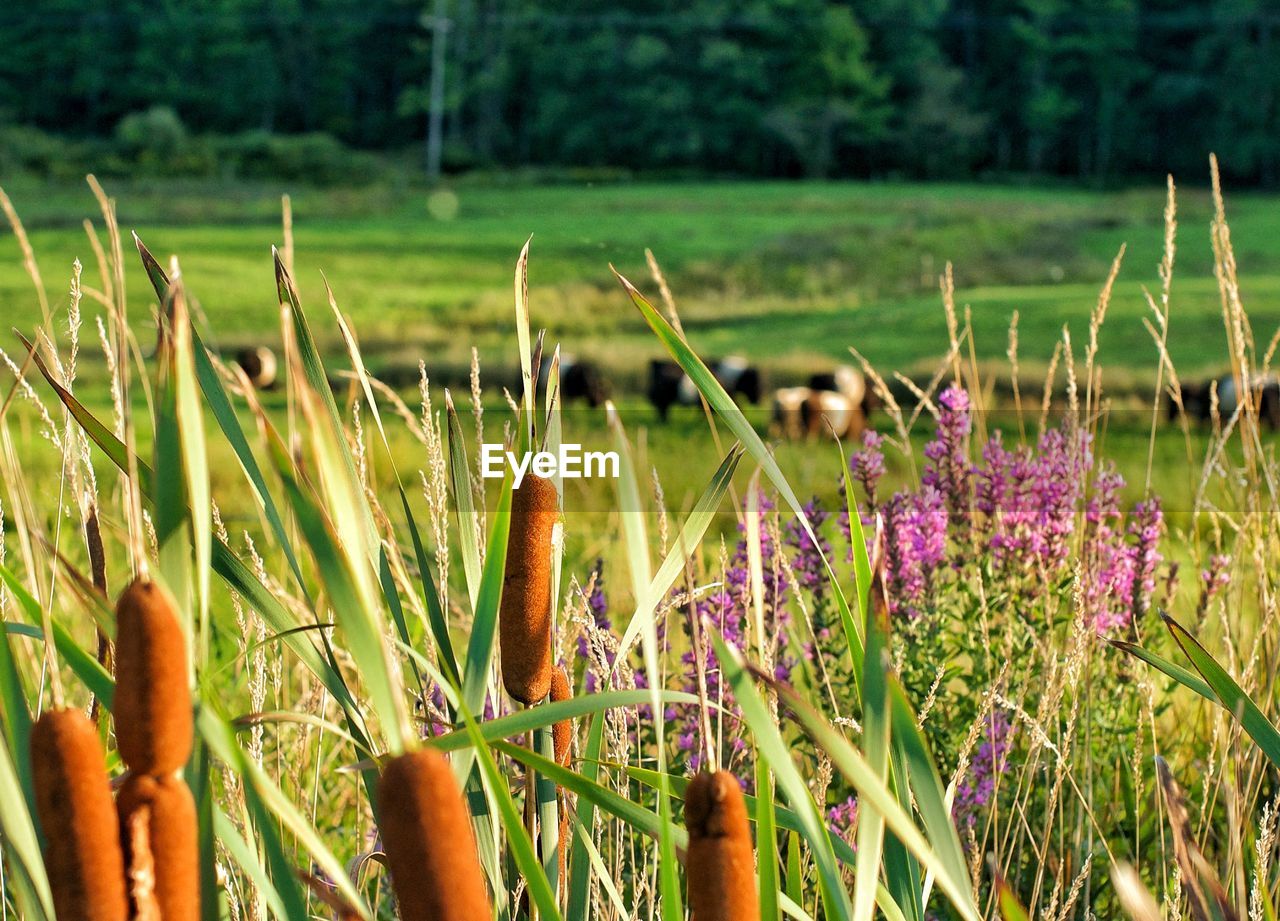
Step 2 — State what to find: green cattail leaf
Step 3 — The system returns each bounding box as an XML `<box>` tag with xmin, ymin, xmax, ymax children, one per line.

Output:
<box><xmin>212</xmin><ymin>808</ymin><xmax>289</xmax><ymax>921</ymax></box>
<box><xmin>458</xmin><ymin>707</ymin><xmax>565</xmax><ymax>921</ymax></box>
<box><xmin>755</xmin><ymin>756</ymin><xmax>782</xmax><ymax>921</ymax></box>
<box><xmin>764</xmin><ymin>656</ymin><xmax>981</xmax><ymax>921</ymax></box>
<box><xmin>710</xmin><ymin>631</ymin><xmax>853</xmax><ymax>921</ymax></box>
<box><xmin>261</xmin><ymin>412</ymin><xmax>410</xmax><ymax>754</ymax></box>
<box><xmin>19</xmin><ymin>350</ymin><xmax>368</xmax><ymax>741</ymax></box>
<box><xmin>198</xmin><ymin>709</ymin><xmax>372</xmax><ymax>919</ymax></box>
<box><xmin>567</xmin><ymin>700</ymin><xmax>609</xmax><ymax>919</ymax></box>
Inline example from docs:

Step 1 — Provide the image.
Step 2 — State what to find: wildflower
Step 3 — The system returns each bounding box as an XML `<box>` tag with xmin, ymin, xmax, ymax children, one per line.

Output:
<box><xmin>826</xmin><ymin>795</ymin><xmax>859</xmax><ymax>849</ymax></box>
<box><xmin>848</xmin><ymin>430</ymin><xmax>886</xmax><ymax>510</ymax></box>
<box><xmin>953</xmin><ymin>711</ymin><xmax>1014</xmax><ymax>830</ymax></box>
<box><xmin>923</xmin><ymin>386</ymin><xmax>973</xmax><ymax>528</ymax></box>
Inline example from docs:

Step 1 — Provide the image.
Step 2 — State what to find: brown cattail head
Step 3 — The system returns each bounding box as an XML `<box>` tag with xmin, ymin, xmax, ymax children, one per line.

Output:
<box><xmin>499</xmin><ymin>473</ymin><xmax>558</xmax><ymax>705</ymax></box>
<box><xmin>114</xmin><ymin>577</ymin><xmax>193</xmax><ymax>774</ymax></box>
<box><xmin>30</xmin><ymin>708</ymin><xmax>129</xmax><ymax>921</ymax></box>
<box><xmin>117</xmin><ymin>773</ymin><xmax>199</xmax><ymax>921</ymax></box>
<box><xmin>550</xmin><ymin>665</ymin><xmax>573</xmax><ymax>766</ymax></box>
<box><xmin>684</xmin><ymin>770</ymin><xmax>759</xmax><ymax>921</ymax></box>
<box><xmin>378</xmin><ymin>748</ymin><xmax>492</xmax><ymax>921</ymax></box>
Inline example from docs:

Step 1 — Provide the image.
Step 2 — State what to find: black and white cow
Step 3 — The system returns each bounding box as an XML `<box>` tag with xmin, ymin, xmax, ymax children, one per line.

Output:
<box><xmin>539</xmin><ymin>353</ymin><xmax>610</xmax><ymax>407</ymax></box>
<box><xmin>1171</xmin><ymin>374</ymin><xmax>1280</xmax><ymax>429</ymax></box>
<box><xmin>647</xmin><ymin>356</ymin><xmax>763</xmax><ymax>420</ymax></box>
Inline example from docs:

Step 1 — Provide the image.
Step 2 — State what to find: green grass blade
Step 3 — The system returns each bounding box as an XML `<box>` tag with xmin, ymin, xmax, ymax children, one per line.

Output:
<box><xmin>461</xmin><ymin>475</ymin><xmax>511</xmax><ymax>718</ymax></box>
<box><xmin>614</xmin><ymin>442</ymin><xmax>742</xmax><ymax>664</ymax></box>
<box><xmin>1162</xmin><ymin>612</ymin><xmax>1280</xmax><ymax>769</ymax></box>
<box><xmin>1111</xmin><ymin>638</ymin><xmax>1217</xmax><ymax>704</ymax></box>
<box><xmin>447</xmin><ymin>391</ymin><xmax>484</xmax><ymax>610</ymax></box>
<box><xmin>0</xmin><ymin>606</ymin><xmax>35</xmax><ymax>816</ymax></box>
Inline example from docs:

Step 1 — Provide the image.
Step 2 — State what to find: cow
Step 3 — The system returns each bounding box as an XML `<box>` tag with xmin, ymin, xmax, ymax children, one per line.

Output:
<box><xmin>539</xmin><ymin>353</ymin><xmax>609</xmax><ymax>408</ymax></box>
<box><xmin>233</xmin><ymin>346</ymin><xmax>278</xmax><ymax>390</ymax></box>
<box><xmin>647</xmin><ymin>356</ymin><xmax>763</xmax><ymax>420</ymax></box>
<box><xmin>772</xmin><ymin>365</ymin><xmax>873</xmax><ymax>440</ymax></box>
<box><xmin>1170</xmin><ymin>374</ymin><xmax>1280</xmax><ymax>429</ymax></box>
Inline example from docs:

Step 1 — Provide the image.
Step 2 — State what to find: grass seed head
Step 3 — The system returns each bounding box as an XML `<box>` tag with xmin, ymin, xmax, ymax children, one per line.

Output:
<box><xmin>684</xmin><ymin>770</ymin><xmax>759</xmax><ymax>921</ymax></box>
<box><xmin>31</xmin><ymin>707</ymin><xmax>129</xmax><ymax>921</ymax></box>
<box><xmin>117</xmin><ymin>773</ymin><xmax>200</xmax><ymax>921</ymax></box>
<box><xmin>114</xmin><ymin>577</ymin><xmax>193</xmax><ymax>774</ymax></box>
<box><xmin>500</xmin><ymin>473</ymin><xmax>558</xmax><ymax>704</ymax></box>
<box><xmin>378</xmin><ymin>748</ymin><xmax>492</xmax><ymax>921</ymax></box>
<box><xmin>550</xmin><ymin>664</ymin><xmax>573</xmax><ymax>766</ymax></box>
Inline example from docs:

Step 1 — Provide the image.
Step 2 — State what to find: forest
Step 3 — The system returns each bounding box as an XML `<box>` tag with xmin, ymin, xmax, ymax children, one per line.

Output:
<box><xmin>3</xmin><ymin>1</ymin><xmax>1280</xmax><ymax>184</ymax></box>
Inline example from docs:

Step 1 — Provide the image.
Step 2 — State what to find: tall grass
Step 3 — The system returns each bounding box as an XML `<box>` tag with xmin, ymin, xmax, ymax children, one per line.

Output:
<box><xmin>0</xmin><ymin>163</ymin><xmax>1276</xmax><ymax>921</ymax></box>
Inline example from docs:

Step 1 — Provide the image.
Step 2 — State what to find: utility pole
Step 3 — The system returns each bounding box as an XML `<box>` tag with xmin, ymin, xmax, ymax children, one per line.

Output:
<box><xmin>425</xmin><ymin>0</ymin><xmax>449</xmax><ymax>182</ymax></box>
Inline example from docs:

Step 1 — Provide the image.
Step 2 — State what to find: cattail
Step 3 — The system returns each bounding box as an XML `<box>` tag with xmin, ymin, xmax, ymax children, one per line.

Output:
<box><xmin>378</xmin><ymin>748</ymin><xmax>492</xmax><ymax>921</ymax></box>
<box><xmin>550</xmin><ymin>665</ymin><xmax>573</xmax><ymax>766</ymax></box>
<box><xmin>30</xmin><ymin>708</ymin><xmax>129</xmax><ymax>921</ymax></box>
<box><xmin>499</xmin><ymin>473</ymin><xmax>558</xmax><ymax>704</ymax></box>
<box><xmin>684</xmin><ymin>770</ymin><xmax>759</xmax><ymax>921</ymax></box>
<box><xmin>114</xmin><ymin>577</ymin><xmax>192</xmax><ymax>774</ymax></box>
<box><xmin>117</xmin><ymin>773</ymin><xmax>199</xmax><ymax>920</ymax></box>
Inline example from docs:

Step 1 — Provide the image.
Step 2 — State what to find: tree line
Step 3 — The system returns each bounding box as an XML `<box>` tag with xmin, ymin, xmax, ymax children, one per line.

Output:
<box><xmin>2</xmin><ymin>0</ymin><xmax>1278</xmax><ymax>184</ymax></box>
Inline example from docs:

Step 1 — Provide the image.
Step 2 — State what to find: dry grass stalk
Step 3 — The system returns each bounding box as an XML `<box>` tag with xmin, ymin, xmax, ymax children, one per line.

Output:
<box><xmin>378</xmin><ymin>748</ymin><xmax>493</xmax><ymax>921</ymax></box>
<box><xmin>30</xmin><ymin>707</ymin><xmax>129</xmax><ymax>921</ymax></box>
<box><xmin>117</xmin><ymin>773</ymin><xmax>199</xmax><ymax>920</ymax></box>
<box><xmin>500</xmin><ymin>473</ymin><xmax>558</xmax><ymax>704</ymax></box>
<box><xmin>114</xmin><ymin>577</ymin><xmax>193</xmax><ymax>774</ymax></box>
<box><xmin>684</xmin><ymin>770</ymin><xmax>758</xmax><ymax>921</ymax></box>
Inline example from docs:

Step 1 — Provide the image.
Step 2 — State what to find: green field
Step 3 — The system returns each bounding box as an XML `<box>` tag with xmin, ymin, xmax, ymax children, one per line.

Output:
<box><xmin>1</xmin><ymin>176</ymin><xmax>1273</xmax><ymax>394</ymax></box>
<box><xmin>0</xmin><ymin>175</ymin><xmax>1258</xmax><ymax>541</ymax></box>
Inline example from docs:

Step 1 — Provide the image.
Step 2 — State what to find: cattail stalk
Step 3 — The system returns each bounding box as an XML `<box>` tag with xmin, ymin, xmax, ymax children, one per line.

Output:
<box><xmin>684</xmin><ymin>770</ymin><xmax>759</xmax><ymax>921</ymax></box>
<box><xmin>378</xmin><ymin>748</ymin><xmax>492</xmax><ymax>921</ymax></box>
<box><xmin>117</xmin><ymin>774</ymin><xmax>199</xmax><ymax>921</ymax></box>
<box><xmin>500</xmin><ymin>473</ymin><xmax>557</xmax><ymax>705</ymax></box>
<box><xmin>550</xmin><ymin>665</ymin><xmax>572</xmax><ymax>767</ymax></box>
<box><xmin>30</xmin><ymin>708</ymin><xmax>129</xmax><ymax>921</ymax></box>
<box><xmin>114</xmin><ymin>577</ymin><xmax>192</xmax><ymax>774</ymax></box>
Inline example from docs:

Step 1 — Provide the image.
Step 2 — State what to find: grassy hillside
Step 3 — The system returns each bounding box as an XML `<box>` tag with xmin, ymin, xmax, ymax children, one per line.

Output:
<box><xmin>2</xmin><ymin>176</ymin><xmax>1274</xmax><ymax>394</ymax></box>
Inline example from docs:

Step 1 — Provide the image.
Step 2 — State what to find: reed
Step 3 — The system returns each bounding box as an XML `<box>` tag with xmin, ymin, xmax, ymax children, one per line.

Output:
<box><xmin>113</xmin><ymin>577</ymin><xmax>192</xmax><ymax>775</ymax></box>
<box><xmin>499</xmin><ymin>473</ymin><xmax>558</xmax><ymax>705</ymax></box>
<box><xmin>117</xmin><ymin>773</ymin><xmax>200</xmax><ymax>920</ymax></box>
<box><xmin>684</xmin><ymin>770</ymin><xmax>758</xmax><ymax>921</ymax></box>
<box><xmin>30</xmin><ymin>707</ymin><xmax>129</xmax><ymax>921</ymax></box>
<box><xmin>378</xmin><ymin>748</ymin><xmax>492</xmax><ymax>921</ymax></box>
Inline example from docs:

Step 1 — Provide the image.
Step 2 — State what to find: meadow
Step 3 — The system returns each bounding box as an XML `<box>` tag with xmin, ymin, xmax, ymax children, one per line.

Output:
<box><xmin>4</xmin><ymin>175</ymin><xmax>1279</xmax><ymax>389</ymax></box>
<box><xmin>0</xmin><ymin>169</ymin><xmax>1277</xmax><ymax>921</ymax></box>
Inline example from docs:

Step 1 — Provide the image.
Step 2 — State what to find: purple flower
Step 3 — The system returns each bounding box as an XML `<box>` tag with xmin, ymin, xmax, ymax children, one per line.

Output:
<box><xmin>849</xmin><ymin>430</ymin><xmax>886</xmax><ymax>510</ymax></box>
<box><xmin>883</xmin><ymin>487</ymin><xmax>948</xmax><ymax>616</ymax></box>
<box><xmin>923</xmin><ymin>386</ymin><xmax>973</xmax><ymax>528</ymax></box>
<box><xmin>1128</xmin><ymin>499</ymin><xmax>1164</xmax><ymax>619</ymax></box>
<box><xmin>826</xmin><ymin>795</ymin><xmax>859</xmax><ymax>848</ymax></box>
<box><xmin>953</xmin><ymin>711</ymin><xmax>1014</xmax><ymax>830</ymax></box>
<box><xmin>1201</xmin><ymin>554</ymin><xmax>1231</xmax><ymax>600</ymax></box>
<box><xmin>786</xmin><ymin>498</ymin><xmax>831</xmax><ymax>599</ymax></box>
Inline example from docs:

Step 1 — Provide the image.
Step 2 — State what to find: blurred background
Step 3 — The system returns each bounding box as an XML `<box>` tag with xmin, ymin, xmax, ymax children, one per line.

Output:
<box><xmin>1</xmin><ymin>0</ymin><xmax>1279</xmax><ymax>397</ymax></box>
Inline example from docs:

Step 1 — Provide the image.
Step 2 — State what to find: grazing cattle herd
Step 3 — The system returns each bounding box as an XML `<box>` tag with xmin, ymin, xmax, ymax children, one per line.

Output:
<box><xmin>229</xmin><ymin>344</ymin><xmax>1277</xmax><ymax>435</ymax></box>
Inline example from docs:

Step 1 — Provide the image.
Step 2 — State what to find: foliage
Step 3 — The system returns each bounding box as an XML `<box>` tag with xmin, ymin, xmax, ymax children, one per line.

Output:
<box><xmin>5</xmin><ymin>2</ymin><xmax>1280</xmax><ymax>183</ymax></box>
